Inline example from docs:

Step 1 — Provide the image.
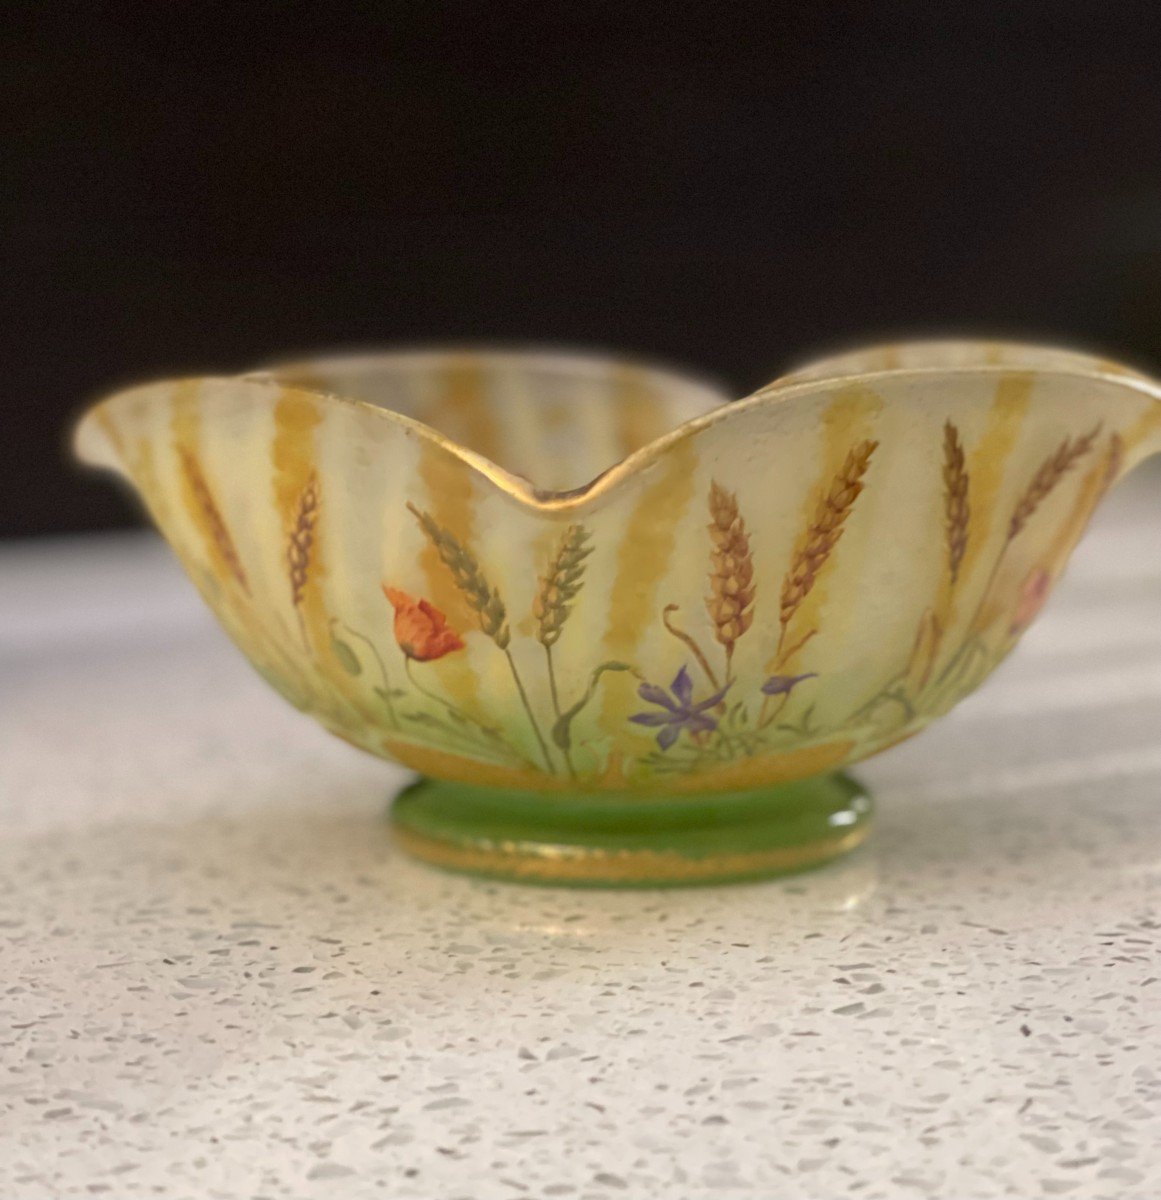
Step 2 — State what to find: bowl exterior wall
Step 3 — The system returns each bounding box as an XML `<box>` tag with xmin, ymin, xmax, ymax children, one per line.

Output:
<box><xmin>76</xmin><ymin>357</ymin><xmax>1161</xmax><ymax>792</ymax></box>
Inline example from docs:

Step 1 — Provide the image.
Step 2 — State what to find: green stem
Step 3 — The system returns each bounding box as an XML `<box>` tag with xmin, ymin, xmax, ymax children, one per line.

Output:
<box><xmin>403</xmin><ymin>707</ymin><xmax>501</xmax><ymax>755</ymax></box>
<box><xmin>506</xmin><ymin>648</ymin><xmax>555</xmax><ymax>774</ymax></box>
<box><xmin>756</xmin><ymin>622</ymin><xmax>793</xmax><ymax>727</ymax></box>
<box><xmin>332</xmin><ymin>620</ymin><xmax>398</xmax><ymax>725</ymax></box>
<box><xmin>404</xmin><ymin>657</ymin><xmax>462</xmax><ymax>724</ymax></box>
<box><xmin>934</xmin><ymin>550</ymin><xmax>1007</xmax><ymax>688</ymax></box>
<box><xmin>846</xmin><ymin>550</ymin><xmax>1007</xmax><ymax>730</ymax></box>
<box><xmin>715</xmin><ymin>727</ymin><xmax>746</xmax><ymax>760</ymax></box>
<box><xmin>928</xmin><ymin>638</ymin><xmax>990</xmax><ymax>710</ymax></box>
<box><xmin>882</xmin><ymin>688</ymin><xmax>915</xmax><ymax>723</ymax></box>
<box><xmin>403</xmin><ymin>657</ymin><xmax>518</xmax><ymax>760</ymax></box>
<box><xmin>544</xmin><ymin>645</ymin><xmax>576</xmax><ymax>779</ymax></box>
<box><xmin>757</xmin><ymin>692</ymin><xmax>787</xmax><ymax>731</ymax></box>
<box><xmin>844</xmin><ymin>669</ymin><xmax>907</xmax><ymax>726</ymax></box>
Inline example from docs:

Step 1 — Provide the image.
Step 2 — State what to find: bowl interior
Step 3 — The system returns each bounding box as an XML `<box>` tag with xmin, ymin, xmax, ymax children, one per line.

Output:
<box><xmin>259</xmin><ymin>348</ymin><xmax>731</xmax><ymax>494</ymax></box>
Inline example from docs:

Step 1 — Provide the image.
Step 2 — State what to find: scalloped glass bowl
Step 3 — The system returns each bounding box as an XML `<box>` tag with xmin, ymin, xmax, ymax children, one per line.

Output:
<box><xmin>75</xmin><ymin>341</ymin><xmax>1161</xmax><ymax>885</ymax></box>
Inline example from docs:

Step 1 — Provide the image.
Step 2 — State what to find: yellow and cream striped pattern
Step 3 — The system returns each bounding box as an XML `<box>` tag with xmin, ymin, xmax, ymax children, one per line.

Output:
<box><xmin>75</xmin><ymin>343</ymin><xmax>1161</xmax><ymax>793</ymax></box>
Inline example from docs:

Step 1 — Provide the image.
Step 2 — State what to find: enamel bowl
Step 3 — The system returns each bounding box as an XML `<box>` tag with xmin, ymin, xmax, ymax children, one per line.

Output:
<box><xmin>75</xmin><ymin>341</ymin><xmax>1161</xmax><ymax>884</ymax></box>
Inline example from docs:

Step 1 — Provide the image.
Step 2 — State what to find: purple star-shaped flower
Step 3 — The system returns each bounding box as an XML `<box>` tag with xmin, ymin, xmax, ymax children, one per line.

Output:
<box><xmin>630</xmin><ymin>665</ymin><xmax>730</xmax><ymax>750</ymax></box>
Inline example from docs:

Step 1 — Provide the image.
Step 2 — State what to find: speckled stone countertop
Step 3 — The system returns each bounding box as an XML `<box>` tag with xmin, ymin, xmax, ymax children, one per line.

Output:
<box><xmin>2</xmin><ymin>467</ymin><xmax>1160</xmax><ymax>1200</ymax></box>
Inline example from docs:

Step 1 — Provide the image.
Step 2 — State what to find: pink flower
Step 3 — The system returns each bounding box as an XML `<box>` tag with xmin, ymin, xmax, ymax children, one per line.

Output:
<box><xmin>1010</xmin><ymin>568</ymin><xmax>1052</xmax><ymax>635</ymax></box>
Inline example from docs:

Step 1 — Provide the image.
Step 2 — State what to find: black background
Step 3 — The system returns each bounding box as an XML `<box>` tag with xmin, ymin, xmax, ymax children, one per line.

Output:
<box><xmin>7</xmin><ymin>3</ymin><xmax>1161</xmax><ymax>537</ymax></box>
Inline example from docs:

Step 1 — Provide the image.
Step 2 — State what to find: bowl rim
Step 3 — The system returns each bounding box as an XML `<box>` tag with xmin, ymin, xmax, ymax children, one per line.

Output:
<box><xmin>77</xmin><ymin>340</ymin><xmax>1161</xmax><ymax>514</ymax></box>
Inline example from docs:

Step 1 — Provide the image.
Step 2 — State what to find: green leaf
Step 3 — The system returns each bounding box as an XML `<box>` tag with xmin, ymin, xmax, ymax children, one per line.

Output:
<box><xmin>403</xmin><ymin>710</ymin><xmax>443</xmax><ymax>727</ymax></box>
<box><xmin>330</xmin><ymin>637</ymin><xmax>362</xmax><ymax>676</ymax></box>
<box><xmin>551</xmin><ymin>661</ymin><xmax>632</xmax><ymax>749</ymax></box>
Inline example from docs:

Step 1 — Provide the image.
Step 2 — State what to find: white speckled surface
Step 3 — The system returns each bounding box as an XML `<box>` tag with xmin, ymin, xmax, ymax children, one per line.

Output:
<box><xmin>2</xmin><ymin>467</ymin><xmax>1160</xmax><ymax>1200</ymax></box>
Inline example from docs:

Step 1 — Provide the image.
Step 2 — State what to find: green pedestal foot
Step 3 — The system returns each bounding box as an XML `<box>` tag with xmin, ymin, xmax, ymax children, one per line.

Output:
<box><xmin>390</xmin><ymin>773</ymin><xmax>872</xmax><ymax>887</ymax></box>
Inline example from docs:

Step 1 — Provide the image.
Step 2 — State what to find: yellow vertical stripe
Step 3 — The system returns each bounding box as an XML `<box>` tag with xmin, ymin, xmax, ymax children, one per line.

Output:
<box><xmin>271</xmin><ymin>386</ymin><xmax>321</xmax><ymax>616</ymax></box>
<box><xmin>613</xmin><ymin>365</ymin><xmax>669</xmax><ymax>459</ymax></box>
<box><xmin>270</xmin><ymin>387</ymin><xmax>341</xmax><ymax>657</ymax></box>
<box><xmin>414</xmin><ymin>437</ymin><xmax>484</xmax><ymax>715</ymax></box>
<box><xmin>916</xmin><ymin>370</ymin><xmax>1036</xmax><ymax>681</ymax></box>
<box><xmin>95</xmin><ymin>406</ymin><xmax>127</xmax><ymax>464</ymax></box>
<box><xmin>170</xmin><ymin>378</ymin><xmax>201</xmax><ymax>448</ymax></box>
<box><xmin>598</xmin><ymin>434</ymin><xmax>699</xmax><ymax>735</ymax></box>
<box><xmin>769</xmin><ymin>385</ymin><xmax>881</xmax><ymax>671</ymax></box>
<box><xmin>269</xmin><ymin>387</ymin><xmax>373</xmax><ymax>723</ymax></box>
<box><xmin>165</xmin><ymin>383</ymin><xmax>241</xmax><ymax>631</ymax></box>
<box><xmin>426</xmin><ymin>357</ymin><xmax>503</xmax><ymax>467</ymax></box>
<box><xmin>269</xmin><ymin>387</ymin><xmax>390</xmax><ymax>730</ymax></box>
<box><xmin>271</xmin><ymin>386</ymin><xmax>325</xmax><ymax>637</ymax></box>
<box><xmin>1122</xmin><ymin>402</ymin><xmax>1161</xmax><ymax>461</ymax></box>
<box><xmin>515</xmin><ymin>521</ymin><xmax>561</xmax><ymax>638</ymax></box>
<box><xmin>170</xmin><ymin>379</ymin><xmax>228</xmax><ymax>588</ymax></box>
<box><xmin>936</xmin><ymin>372</ymin><xmax>1034</xmax><ymax>627</ymax></box>
<box><xmin>272</xmin><ymin>387</ymin><xmax>323</xmax><ymax>518</ymax></box>
<box><xmin>1038</xmin><ymin>445</ymin><xmax>1113</xmax><ymax>579</ymax></box>
<box><xmin>132</xmin><ymin>434</ymin><xmax>173</xmax><ymax>533</ymax></box>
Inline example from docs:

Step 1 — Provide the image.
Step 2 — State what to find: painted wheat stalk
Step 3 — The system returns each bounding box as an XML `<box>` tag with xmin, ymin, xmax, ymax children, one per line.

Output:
<box><xmin>950</xmin><ymin>422</ymin><xmax>1104</xmax><ymax>653</ymax></box>
<box><xmin>706</xmin><ymin>482</ymin><xmax>755</xmax><ymax>677</ymax></box>
<box><xmin>177</xmin><ymin>447</ymin><xmax>249</xmax><ymax>594</ymax></box>
<box><xmin>1008</xmin><ymin>424</ymin><xmax>1101</xmax><ymax>540</ymax></box>
<box><xmin>287</xmin><ymin>473</ymin><xmax>320</xmax><ymax>613</ymax></box>
<box><xmin>533</xmin><ymin>524</ymin><xmax>592</xmax><ymax>648</ymax></box>
<box><xmin>407</xmin><ymin>502</ymin><xmax>555</xmax><ymax>772</ymax></box>
<box><xmin>533</xmin><ymin>524</ymin><xmax>593</xmax><ymax>778</ymax></box>
<box><xmin>779</xmin><ymin>439</ymin><xmax>878</xmax><ymax>634</ymax></box>
<box><xmin>407</xmin><ymin>502</ymin><xmax>509</xmax><ymax>647</ymax></box>
<box><xmin>942</xmin><ymin>422</ymin><xmax>970</xmax><ymax>583</ymax></box>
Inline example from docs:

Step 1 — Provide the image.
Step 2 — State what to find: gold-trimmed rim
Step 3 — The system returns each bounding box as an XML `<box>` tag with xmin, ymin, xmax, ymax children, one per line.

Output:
<box><xmin>392</xmin><ymin>822</ymin><xmax>871</xmax><ymax>885</ymax></box>
<box><xmin>76</xmin><ymin>343</ymin><xmax>1161</xmax><ymax>515</ymax></box>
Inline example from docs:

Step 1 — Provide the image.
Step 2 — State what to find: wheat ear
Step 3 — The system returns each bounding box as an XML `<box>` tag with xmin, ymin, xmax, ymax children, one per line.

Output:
<box><xmin>1008</xmin><ymin>424</ymin><xmax>1102</xmax><ymax>540</ymax></box>
<box><xmin>533</xmin><ymin>524</ymin><xmax>592</xmax><ymax>779</ymax></box>
<box><xmin>533</xmin><ymin>525</ymin><xmax>592</xmax><ymax>648</ymax></box>
<box><xmin>287</xmin><ymin>474</ymin><xmax>320</xmax><ymax>611</ymax></box>
<box><xmin>705</xmin><ymin>482</ymin><xmax>756</xmax><ymax>668</ymax></box>
<box><xmin>406</xmin><ymin>502</ymin><xmax>509</xmax><ymax>647</ymax></box>
<box><xmin>177</xmin><ymin>447</ymin><xmax>250</xmax><ymax>594</ymax></box>
<box><xmin>407</xmin><ymin>501</ymin><xmax>554</xmax><ymax>772</ymax></box>
<box><xmin>942</xmin><ymin>422</ymin><xmax>970</xmax><ymax>583</ymax></box>
<box><xmin>779</xmin><ymin>439</ymin><xmax>878</xmax><ymax>632</ymax></box>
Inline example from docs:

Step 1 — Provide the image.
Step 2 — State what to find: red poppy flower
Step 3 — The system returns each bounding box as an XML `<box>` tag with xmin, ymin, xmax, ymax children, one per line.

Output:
<box><xmin>382</xmin><ymin>586</ymin><xmax>465</xmax><ymax>661</ymax></box>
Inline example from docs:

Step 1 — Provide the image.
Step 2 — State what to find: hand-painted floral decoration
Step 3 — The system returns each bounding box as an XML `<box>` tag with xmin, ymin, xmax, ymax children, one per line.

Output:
<box><xmin>761</xmin><ymin>672</ymin><xmax>817</xmax><ymax>697</ymax></box>
<box><xmin>1010</xmin><ymin>567</ymin><xmax>1052</xmax><ymax>635</ymax></box>
<box><xmin>630</xmin><ymin>666</ymin><xmax>731</xmax><ymax>750</ymax></box>
<box><xmin>74</xmin><ymin>341</ymin><xmax>1161</xmax><ymax>796</ymax></box>
<box><xmin>383</xmin><ymin>586</ymin><xmax>465</xmax><ymax>662</ymax></box>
